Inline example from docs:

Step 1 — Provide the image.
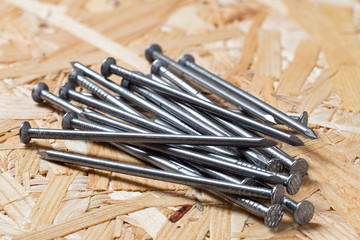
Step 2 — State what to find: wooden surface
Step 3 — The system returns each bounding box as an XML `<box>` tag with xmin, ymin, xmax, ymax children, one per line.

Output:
<box><xmin>1</xmin><ymin>0</ymin><xmax>360</xmax><ymax>239</ymax></box>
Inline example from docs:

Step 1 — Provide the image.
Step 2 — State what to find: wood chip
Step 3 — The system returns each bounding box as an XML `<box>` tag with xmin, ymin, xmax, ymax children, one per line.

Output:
<box><xmin>234</xmin><ymin>8</ymin><xmax>267</xmax><ymax>75</ymax></box>
<box><xmin>276</xmin><ymin>40</ymin><xmax>320</xmax><ymax>112</ymax></box>
<box><xmin>13</xmin><ymin>192</ymin><xmax>197</xmax><ymax>240</ymax></box>
<box><xmin>0</xmin><ymin>95</ymin><xmax>52</xmax><ymax>119</ymax></box>
<box><xmin>28</xmin><ymin>171</ymin><xmax>77</xmax><ymax>230</ymax></box>
<box><xmin>209</xmin><ymin>205</ymin><xmax>232</xmax><ymax>240</ymax></box>
<box><xmin>298</xmin><ymin>69</ymin><xmax>333</xmax><ymax>114</ymax></box>
<box><xmin>155</xmin><ymin>206</ymin><xmax>210</xmax><ymax>240</ymax></box>
<box><xmin>0</xmin><ymin>172</ymin><xmax>35</xmax><ymax>228</ymax></box>
<box><xmin>301</xmin><ymin>145</ymin><xmax>360</xmax><ymax>236</ymax></box>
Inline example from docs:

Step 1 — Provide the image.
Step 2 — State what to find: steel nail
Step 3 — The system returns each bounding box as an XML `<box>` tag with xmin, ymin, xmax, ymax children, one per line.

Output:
<box><xmin>100</xmin><ymin>57</ymin><xmax>304</xmax><ymax>146</ymax></box>
<box><xmin>149</xmin><ymin>63</ymin><xmax>286</xmax><ymax>173</ymax></box>
<box><xmin>145</xmin><ymin>46</ymin><xmax>277</xmax><ymax>125</ymax></box>
<box><xmin>68</xmin><ymin>69</ymin><xmax>144</xmax><ymax>117</ymax></box>
<box><xmin>177</xmin><ymin>53</ymin><xmax>317</xmax><ymax>139</ymax></box>
<box><xmin>245</xmin><ymin>178</ymin><xmax>314</xmax><ymax>225</ymax></box>
<box><xmin>19</xmin><ymin>121</ymin><xmax>275</xmax><ymax>147</ymax></box>
<box><xmin>38</xmin><ymin>150</ymin><xmax>282</xmax><ymax>201</ymax></box>
<box><xmin>64</xmin><ymin>112</ymin><xmax>283</xmax><ymax>227</ymax></box>
<box><xmin>59</xmin><ymin>83</ymin><xmax>238</xmax><ymax>156</ymax></box>
<box><xmin>63</xmin><ymin>113</ymin><xmax>301</xmax><ymax>195</ymax></box>
<box><xmin>149</xmin><ymin>64</ymin><xmax>307</xmax><ymax>175</ymax></box>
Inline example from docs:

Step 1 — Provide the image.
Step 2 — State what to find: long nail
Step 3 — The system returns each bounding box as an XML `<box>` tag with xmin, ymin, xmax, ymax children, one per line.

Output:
<box><xmin>20</xmin><ymin>121</ymin><xmax>275</xmax><ymax>147</ymax></box>
<box><xmin>63</xmin><ymin>113</ymin><xmax>301</xmax><ymax>195</ymax></box>
<box><xmin>149</xmin><ymin>64</ymin><xmax>307</xmax><ymax>175</ymax></box>
<box><xmin>64</xmin><ymin>113</ymin><xmax>283</xmax><ymax>227</ymax></box>
<box><xmin>59</xmin><ymin>83</ymin><xmax>238</xmax><ymax>156</ymax></box>
<box><xmin>38</xmin><ymin>150</ymin><xmax>282</xmax><ymax>201</ymax></box>
<box><xmin>100</xmin><ymin>57</ymin><xmax>304</xmax><ymax>146</ymax></box>
<box><xmin>146</xmin><ymin>47</ymin><xmax>277</xmax><ymax>125</ymax></box>
<box><xmin>245</xmin><ymin>179</ymin><xmax>314</xmax><ymax>225</ymax></box>
<box><xmin>177</xmin><ymin>53</ymin><xmax>317</xmax><ymax>139</ymax></box>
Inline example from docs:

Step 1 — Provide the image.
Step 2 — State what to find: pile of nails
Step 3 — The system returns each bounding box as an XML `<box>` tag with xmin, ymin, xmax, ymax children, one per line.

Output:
<box><xmin>19</xmin><ymin>44</ymin><xmax>316</xmax><ymax>228</ymax></box>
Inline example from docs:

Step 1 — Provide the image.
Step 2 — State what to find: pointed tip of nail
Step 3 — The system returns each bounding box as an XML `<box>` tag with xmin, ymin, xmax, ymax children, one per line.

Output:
<box><xmin>289</xmin><ymin>135</ymin><xmax>305</xmax><ymax>146</ymax></box>
<box><xmin>70</xmin><ymin>61</ymin><xmax>79</xmax><ymax>67</ymax></box>
<box><xmin>264</xmin><ymin>114</ymin><xmax>277</xmax><ymax>125</ymax></box>
<box><xmin>304</xmin><ymin>129</ymin><xmax>317</xmax><ymax>139</ymax></box>
<box><xmin>37</xmin><ymin>151</ymin><xmax>48</xmax><ymax>158</ymax></box>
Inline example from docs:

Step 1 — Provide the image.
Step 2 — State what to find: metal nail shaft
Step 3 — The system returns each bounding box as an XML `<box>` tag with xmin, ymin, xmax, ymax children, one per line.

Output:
<box><xmin>101</xmin><ymin>58</ymin><xmax>304</xmax><ymax>146</ymax></box>
<box><xmin>64</xmin><ymin>112</ymin><xmax>283</xmax><ymax>227</ymax></box>
<box><xmin>38</xmin><ymin>150</ymin><xmax>279</xmax><ymax>200</ymax></box>
<box><xmin>20</xmin><ymin>121</ymin><xmax>275</xmax><ymax>147</ymax></box>
<box><xmin>177</xmin><ymin>53</ymin><xmax>317</xmax><ymax>139</ymax></box>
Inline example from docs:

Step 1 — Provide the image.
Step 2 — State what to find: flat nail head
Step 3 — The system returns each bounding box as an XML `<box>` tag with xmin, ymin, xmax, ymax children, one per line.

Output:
<box><xmin>32</xmin><ymin>82</ymin><xmax>49</xmax><ymax>103</ymax></box>
<box><xmin>289</xmin><ymin>158</ymin><xmax>309</xmax><ymax>176</ymax></box>
<box><xmin>151</xmin><ymin>59</ymin><xmax>168</xmax><ymax>74</ymax></box>
<box><xmin>299</xmin><ymin>111</ymin><xmax>309</xmax><ymax>126</ymax></box>
<box><xmin>59</xmin><ymin>82</ymin><xmax>75</xmax><ymax>100</ymax></box>
<box><xmin>145</xmin><ymin>44</ymin><xmax>162</xmax><ymax>63</ymax></box>
<box><xmin>271</xmin><ymin>184</ymin><xmax>285</xmax><ymax>204</ymax></box>
<box><xmin>293</xmin><ymin>200</ymin><xmax>315</xmax><ymax>225</ymax></box>
<box><xmin>286</xmin><ymin>172</ymin><xmax>303</xmax><ymax>195</ymax></box>
<box><xmin>101</xmin><ymin>57</ymin><xmax>117</xmax><ymax>77</ymax></box>
<box><xmin>68</xmin><ymin>68</ymin><xmax>84</xmax><ymax>86</ymax></box>
<box><xmin>264</xmin><ymin>204</ymin><xmax>284</xmax><ymax>228</ymax></box>
<box><xmin>267</xmin><ymin>158</ymin><xmax>284</xmax><ymax>173</ymax></box>
<box><xmin>62</xmin><ymin>111</ymin><xmax>77</xmax><ymax>130</ymax></box>
<box><xmin>120</xmin><ymin>78</ymin><xmax>131</xmax><ymax>89</ymax></box>
<box><xmin>178</xmin><ymin>54</ymin><xmax>195</xmax><ymax>65</ymax></box>
<box><xmin>19</xmin><ymin>121</ymin><xmax>31</xmax><ymax>144</ymax></box>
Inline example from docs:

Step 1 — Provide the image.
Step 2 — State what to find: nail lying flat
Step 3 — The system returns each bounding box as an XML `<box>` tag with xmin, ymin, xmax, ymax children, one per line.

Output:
<box><xmin>149</xmin><ymin>66</ymin><xmax>307</xmax><ymax>175</ymax></box>
<box><xmin>63</xmin><ymin>111</ymin><xmax>284</xmax><ymax>226</ymax></box>
<box><xmin>176</xmin><ymin>53</ymin><xmax>317</xmax><ymax>139</ymax></box>
<box><xmin>38</xmin><ymin>150</ymin><xmax>282</xmax><ymax>201</ymax></box>
<box><xmin>145</xmin><ymin>48</ymin><xmax>276</xmax><ymax>125</ymax></box>
<box><xmin>100</xmin><ymin>57</ymin><xmax>304</xmax><ymax>146</ymax></box>
<box><xmin>20</xmin><ymin>121</ymin><xmax>276</xmax><ymax>147</ymax></box>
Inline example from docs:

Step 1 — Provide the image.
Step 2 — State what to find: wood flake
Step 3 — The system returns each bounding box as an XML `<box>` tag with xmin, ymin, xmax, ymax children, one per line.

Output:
<box><xmin>28</xmin><ymin>171</ymin><xmax>77</xmax><ymax>230</ymax></box>
<box><xmin>0</xmin><ymin>95</ymin><xmax>52</xmax><ymax>119</ymax></box>
<box><xmin>234</xmin><ymin>8</ymin><xmax>267</xmax><ymax>75</ymax></box>
<box><xmin>276</xmin><ymin>40</ymin><xmax>320</xmax><ymax>112</ymax></box>
<box><xmin>13</xmin><ymin>192</ymin><xmax>197</xmax><ymax>240</ymax></box>
<box><xmin>301</xmin><ymin>145</ymin><xmax>360</xmax><ymax>236</ymax></box>
<box><xmin>0</xmin><ymin>172</ymin><xmax>35</xmax><ymax>228</ymax></box>
<box><xmin>155</xmin><ymin>206</ymin><xmax>210</xmax><ymax>240</ymax></box>
<box><xmin>209</xmin><ymin>205</ymin><xmax>232</xmax><ymax>240</ymax></box>
<box><xmin>82</xmin><ymin>219</ymin><xmax>116</xmax><ymax>240</ymax></box>
<box><xmin>298</xmin><ymin>69</ymin><xmax>333</xmax><ymax>114</ymax></box>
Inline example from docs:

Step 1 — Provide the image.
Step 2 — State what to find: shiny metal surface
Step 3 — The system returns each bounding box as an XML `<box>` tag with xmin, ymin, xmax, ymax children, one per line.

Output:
<box><xmin>100</xmin><ymin>57</ymin><xmax>304</xmax><ymax>146</ymax></box>
<box><xmin>177</xmin><ymin>53</ymin><xmax>317</xmax><ymax>139</ymax></box>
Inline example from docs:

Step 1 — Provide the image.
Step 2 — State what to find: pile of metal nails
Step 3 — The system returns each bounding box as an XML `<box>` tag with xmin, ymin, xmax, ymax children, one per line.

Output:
<box><xmin>19</xmin><ymin>44</ymin><xmax>316</xmax><ymax>228</ymax></box>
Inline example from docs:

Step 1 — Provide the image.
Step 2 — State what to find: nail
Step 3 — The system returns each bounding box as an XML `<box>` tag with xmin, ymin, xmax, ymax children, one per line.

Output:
<box><xmin>63</xmin><ymin>113</ymin><xmax>301</xmax><ymax>195</ymax></box>
<box><xmin>177</xmin><ymin>53</ymin><xmax>317</xmax><ymax>139</ymax></box>
<box><xmin>245</xmin><ymin>179</ymin><xmax>314</xmax><ymax>225</ymax></box>
<box><xmin>64</xmin><ymin>112</ymin><xmax>283</xmax><ymax>227</ymax></box>
<box><xmin>186</xmin><ymin>166</ymin><xmax>284</xmax><ymax>227</ymax></box>
<box><xmin>69</xmin><ymin>66</ymin><xmax>209</xmax><ymax>137</ymax></box>
<box><xmin>68</xmin><ymin>69</ymin><xmax>144</xmax><ymax>117</ymax></box>
<box><xmin>100</xmin><ymin>57</ymin><xmax>304</xmax><ymax>146</ymax></box>
<box><xmin>31</xmin><ymin>82</ymin><xmax>83</xmax><ymax>114</ymax></box>
<box><xmin>147</xmin><ymin>48</ymin><xmax>277</xmax><ymax>125</ymax></box>
<box><xmin>59</xmin><ymin>83</ymin><xmax>238</xmax><ymax>156</ymax></box>
<box><xmin>38</xmin><ymin>150</ymin><xmax>282</xmax><ymax>201</ymax></box>
<box><xmin>19</xmin><ymin>121</ymin><xmax>276</xmax><ymax>147</ymax></box>
<box><xmin>149</xmin><ymin>67</ymin><xmax>307</xmax><ymax>175</ymax></box>
<box><xmin>123</xmin><ymin>76</ymin><xmax>233</xmax><ymax>137</ymax></box>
